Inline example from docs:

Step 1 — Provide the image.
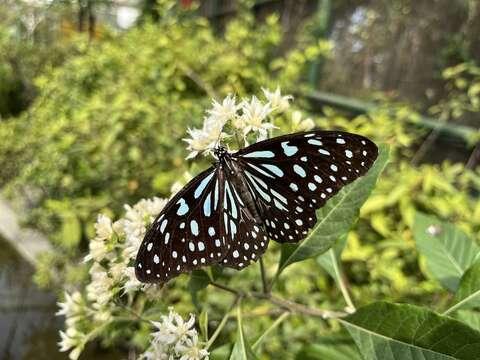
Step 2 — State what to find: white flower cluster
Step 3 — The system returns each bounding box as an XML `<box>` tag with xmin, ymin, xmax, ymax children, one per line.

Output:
<box><xmin>140</xmin><ymin>308</ymin><xmax>209</xmax><ymax>360</ymax></box>
<box><xmin>57</xmin><ymin>88</ymin><xmax>316</xmax><ymax>360</ymax></box>
<box><xmin>183</xmin><ymin>87</ymin><xmax>313</xmax><ymax>159</ymax></box>
<box><xmin>57</xmin><ymin>291</ymin><xmax>88</xmax><ymax>360</ymax></box>
<box><xmin>58</xmin><ymin>197</ymin><xmax>169</xmax><ymax>360</ymax></box>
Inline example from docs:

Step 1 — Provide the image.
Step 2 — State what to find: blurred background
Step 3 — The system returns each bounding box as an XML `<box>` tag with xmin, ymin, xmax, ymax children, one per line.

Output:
<box><xmin>0</xmin><ymin>0</ymin><xmax>479</xmax><ymax>359</ymax></box>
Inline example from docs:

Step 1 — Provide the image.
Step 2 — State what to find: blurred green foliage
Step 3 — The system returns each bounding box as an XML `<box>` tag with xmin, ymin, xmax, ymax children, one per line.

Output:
<box><xmin>0</xmin><ymin>3</ymin><xmax>328</xmax><ymax>289</ymax></box>
<box><xmin>0</xmin><ymin>1</ymin><xmax>480</xmax><ymax>358</ymax></box>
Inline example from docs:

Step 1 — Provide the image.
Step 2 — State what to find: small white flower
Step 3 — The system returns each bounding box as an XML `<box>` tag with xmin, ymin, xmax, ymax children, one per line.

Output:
<box><xmin>121</xmin><ymin>198</ymin><xmax>166</xmax><ymax>261</ymax></box>
<box><xmin>291</xmin><ymin>110</ymin><xmax>315</xmax><ymax>131</ymax></box>
<box><xmin>140</xmin><ymin>308</ymin><xmax>208</xmax><ymax>360</ymax></box>
<box><xmin>58</xmin><ymin>328</ymin><xmax>85</xmax><ymax>360</ymax></box>
<box><xmin>86</xmin><ymin>263</ymin><xmax>114</xmax><ymax>307</ymax></box>
<box><xmin>58</xmin><ymin>329</ymin><xmax>78</xmax><ymax>352</ymax></box>
<box><xmin>56</xmin><ymin>291</ymin><xmax>83</xmax><ymax>317</ymax></box>
<box><xmin>206</xmin><ymin>94</ymin><xmax>239</xmax><ymax>124</ymax></box>
<box><xmin>112</xmin><ymin>219</ymin><xmax>126</xmax><ymax>236</ymax></box>
<box><xmin>84</xmin><ymin>214</ymin><xmax>115</xmax><ymax>262</ymax></box>
<box><xmin>122</xmin><ymin>267</ymin><xmax>143</xmax><ymax>293</ymax></box>
<box><xmin>177</xmin><ymin>334</ymin><xmax>209</xmax><ymax>360</ymax></box>
<box><xmin>94</xmin><ymin>214</ymin><xmax>113</xmax><ymax>240</ymax></box>
<box><xmin>183</xmin><ymin>115</ymin><xmax>228</xmax><ymax>159</ymax></box>
<box><xmin>109</xmin><ymin>260</ymin><xmax>127</xmax><ymax>282</ymax></box>
<box><xmin>238</xmin><ymin>96</ymin><xmax>275</xmax><ymax>139</ymax></box>
<box><xmin>93</xmin><ymin>308</ymin><xmax>112</xmax><ymax>323</ymax></box>
<box><xmin>84</xmin><ymin>237</ymin><xmax>108</xmax><ymax>263</ymax></box>
<box><xmin>263</xmin><ymin>87</ymin><xmax>293</xmax><ymax>112</ymax></box>
<box><xmin>135</xmin><ymin>197</ymin><xmax>168</xmax><ymax>221</ymax></box>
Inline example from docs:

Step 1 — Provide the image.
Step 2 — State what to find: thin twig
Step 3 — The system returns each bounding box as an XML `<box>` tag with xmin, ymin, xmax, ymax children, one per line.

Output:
<box><xmin>466</xmin><ymin>142</ymin><xmax>480</xmax><ymax>169</ymax></box>
<box><xmin>206</xmin><ymin>296</ymin><xmax>240</xmax><ymax>349</ymax></box>
<box><xmin>210</xmin><ymin>282</ymin><xmax>242</xmax><ymax>296</ymax></box>
<box><xmin>253</xmin><ymin>292</ymin><xmax>346</xmax><ymax>319</ymax></box>
<box><xmin>209</xmin><ymin>282</ymin><xmax>346</xmax><ymax>320</ymax></box>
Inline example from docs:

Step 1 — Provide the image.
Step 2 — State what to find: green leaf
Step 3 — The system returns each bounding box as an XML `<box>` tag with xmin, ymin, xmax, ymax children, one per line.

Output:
<box><xmin>455</xmin><ymin>310</ymin><xmax>480</xmax><ymax>332</ymax></box>
<box><xmin>188</xmin><ymin>269</ymin><xmax>211</xmax><ymax>293</ymax></box>
<box><xmin>188</xmin><ymin>269</ymin><xmax>211</xmax><ymax>308</ymax></box>
<box><xmin>229</xmin><ymin>306</ymin><xmax>258</xmax><ymax>360</ymax></box>
<box><xmin>252</xmin><ymin>312</ymin><xmax>289</xmax><ymax>353</ymax></box>
<box><xmin>211</xmin><ymin>344</ymin><xmax>233</xmax><ymax>360</ymax></box>
<box><xmin>199</xmin><ymin>309</ymin><xmax>208</xmax><ymax>341</ymax></box>
<box><xmin>413</xmin><ymin>212</ymin><xmax>480</xmax><ymax>291</ymax></box>
<box><xmin>188</xmin><ymin>270</ymin><xmax>210</xmax><ymax>292</ymax></box>
<box><xmin>316</xmin><ymin>234</ymin><xmax>347</xmax><ymax>279</ymax></box>
<box><xmin>447</xmin><ymin>261</ymin><xmax>480</xmax><ymax>313</ymax></box>
<box><xmin>276</xmin><ymin>144</ymin><xmax>389</xmax><ymax>276</ymax></box>
<box><xmin>296</xmin><ymin>333</ymin><xmax>362</xmax><ymax>360</ymax></box>
<box><xmin>341</xmin><ymin>301</ymin><xmax>480</xmax><ymax>360</ymax></box>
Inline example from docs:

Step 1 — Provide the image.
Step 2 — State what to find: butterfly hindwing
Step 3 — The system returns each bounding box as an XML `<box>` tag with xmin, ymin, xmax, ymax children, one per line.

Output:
<box><xmin>135</xmin><ymin>167</ymin><xmax>228</xmax><ymax>283</ymax></box>
<box><xmin>234</xmin><ymin>130</ymin><xmax>378</xmax><ymax>243</ymax></box>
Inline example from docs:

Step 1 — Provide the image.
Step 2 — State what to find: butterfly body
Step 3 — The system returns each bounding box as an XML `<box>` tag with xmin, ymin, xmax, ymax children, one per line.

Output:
<box><xmin>135</xmin><ymin>130</ymin><xmax>378</xmax><ymax>283</ymax></box>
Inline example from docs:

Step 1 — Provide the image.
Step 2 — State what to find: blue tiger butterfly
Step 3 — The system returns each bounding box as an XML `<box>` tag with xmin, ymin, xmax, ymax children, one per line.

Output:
<box><xmin>135</xmin><ymin>130</ymin><xmax>378</xmax><ymax>282</ymax></box>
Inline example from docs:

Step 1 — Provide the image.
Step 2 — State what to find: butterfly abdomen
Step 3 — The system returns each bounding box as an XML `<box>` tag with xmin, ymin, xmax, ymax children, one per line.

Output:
<box><xmin>225</xmin><ymin>157</ymin><xmax>263</xmax><ymax>225</ymax></box>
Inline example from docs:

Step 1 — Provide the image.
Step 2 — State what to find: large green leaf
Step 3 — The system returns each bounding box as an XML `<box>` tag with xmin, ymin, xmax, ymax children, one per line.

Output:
<box><xmin>447</xmin><ymin>261</ymin><xmax>480</xmax><ymax>313</ymax></box>
<box><xmin>341</xmin><ymin>301</ymin><xmax>480</xmax><ymax>360</ymax></box>
<box><xmin>413</xmin><ymin>212</ymin><xmax>480</xmax><ymax>291</ymax></box>
<box><xmin>276</xmin><ymin>144</ymin><xmax>389</xmax><ymax>276</ymax></box>
<box><xmin>456</xmin><ymin>310</ymin><xmax>480</xmax><ymax>332</ymax></box>
<box><xmin>229</xmin><ymin>306</ymin><xmax>258</xmax><ymax>360</ymax></box>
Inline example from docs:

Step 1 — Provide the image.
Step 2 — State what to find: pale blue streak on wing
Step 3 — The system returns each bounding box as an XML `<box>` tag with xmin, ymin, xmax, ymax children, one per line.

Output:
<box><xmin>194</xmin><ymin>172</ymin><xmax>215</xmax><ymax>199</ymax></box>
<box><xmin>242</xmin><ymin>150</ymin><xmax>275</xmax><ymax>158</ymax></box>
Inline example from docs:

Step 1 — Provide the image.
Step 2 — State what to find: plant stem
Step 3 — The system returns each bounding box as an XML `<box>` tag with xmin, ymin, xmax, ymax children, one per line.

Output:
<box><xmin>259</xmin><ymin>258</ymin><xmax>269</xmax><ymax>294</ymax></box>
<box><xmin>329</xmin><ymin>249</ymin><xmax>356</xmax><ymax>311</ymax></box>
<box><xmin>443</xmin><ymin>290</ymin><xmax>480</xmax><ymax>316</ymax></box>
<box><xmin>210</xmin><ymin>282</ymin><xmax>242</xmax><ymax>296</ymax></box>
<box><xmin>209</xmin><ymin>281</ymin><xmax>346</xmax><ymax>320</ymax></box>
<box><xmin>253</xmin><ymin>292</ymin><xmax>346</xmax><ymax>319</ymax></box>
<box><xmin>206</xmin><ymin>296</ymin><xmax>239</xmax><ymax>350</ymax></box>
<box><xmin>252</xmin><ymin>312</ymin><xmax>289</xmax><ymax>351</ymax></box>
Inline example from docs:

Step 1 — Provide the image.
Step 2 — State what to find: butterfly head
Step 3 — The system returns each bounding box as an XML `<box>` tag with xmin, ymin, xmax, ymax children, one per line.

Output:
<box><xmin>213</xmin><ymin>146</ymin><xmax>228</xmax><ymax>160</ymax></box>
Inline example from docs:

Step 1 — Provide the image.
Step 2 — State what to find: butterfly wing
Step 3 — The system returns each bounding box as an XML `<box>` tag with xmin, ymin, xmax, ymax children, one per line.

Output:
<box><xmin>233</xmin><ymin>130</ymin><xmax>378</xmax><ymax>243</ymax></box>
<box><xmin>135</xmin><ymin>166</ymin><xmax>229</xmax><ymax>283</ymax></box>
<box><xmin>218</xmin><ymin>168</ymin><xmax>270</xmax><ymax>270</ymax></box>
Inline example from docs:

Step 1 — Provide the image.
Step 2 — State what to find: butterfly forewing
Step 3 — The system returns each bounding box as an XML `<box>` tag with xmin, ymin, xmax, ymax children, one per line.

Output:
<box><xmin>234</xmin><ymin>131</ymin><xmax>378</xmax><ymax>243</ymax></box>
<box><xmin>135</xmin><ymin>167</ymin><xmax>228</xmax><ymax>283</ymax></box>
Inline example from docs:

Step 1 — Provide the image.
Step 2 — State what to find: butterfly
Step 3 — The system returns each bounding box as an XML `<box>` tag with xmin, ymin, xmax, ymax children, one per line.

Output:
<box><xmin>135</xmin><ymin>130</ymin><xmax>378</xmax><ymax>283</ymax></box>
